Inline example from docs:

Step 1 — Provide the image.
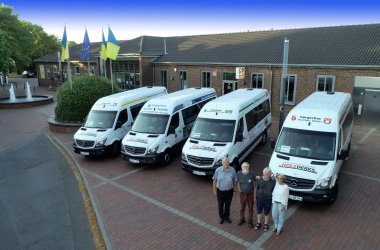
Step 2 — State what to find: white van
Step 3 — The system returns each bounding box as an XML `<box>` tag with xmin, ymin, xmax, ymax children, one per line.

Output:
<box><xmin>73</xmin><ymin>86</ymin><xmax>167</xmax><ymax>157</ymax></box>
<box><xmin>121</xmin><ymin>87</ymin><xmax>216</xmax><ymax>165</ymax></box>
<box><xmin>181</xmin><ymin>88</ymin><xmax>271</xmax><ymax>176</ymax></box>
<box><xmin>269</xmin><ymin>91</ymin><xmax>353</xmax><ymax>203</ymax></box>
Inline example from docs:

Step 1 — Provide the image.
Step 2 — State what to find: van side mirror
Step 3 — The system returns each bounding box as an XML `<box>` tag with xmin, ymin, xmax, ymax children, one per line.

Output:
<box><xmin>115</xmin><ymin>120</ymin><xmax>122</xmax><ymax>130</ymax></box>
<box><xmin>269</xmin><ymin>139</ymin><xmax>276</xmax><ymax>150</ymax></box>
<box><xmin>337</xmin><ymin>149</ymin><xmax>348</xmax><ymax>160</ymax></box>
<box><xmin>235</xmin><ymin>133</ymin><xmax>243</xmax><ymax>143</ymax></box>
<box><xmin>168</xmin><ymin>126</ymin><xmax>176</xmax><ymax>135</ymax></box>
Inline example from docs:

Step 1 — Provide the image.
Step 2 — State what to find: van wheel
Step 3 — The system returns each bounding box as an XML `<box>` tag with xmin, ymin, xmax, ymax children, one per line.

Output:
<box><xmin>111</xmin><ymin>141</ymin><xmax>120</xmax><ymax>157</ymax></box>
<box><xmin>327</xmin><ymin>184</ymin><xmax>338</xmax><ymax>204</ymax></box>
<box><xmin>260</xmin><ymin>131</ymin><xmax>267</xmax><ymax>145</ymax></box>
<box><xmin>162</xmin><ymin>149</ymin><xmax>171</xmax><ymax>166</ymax></box>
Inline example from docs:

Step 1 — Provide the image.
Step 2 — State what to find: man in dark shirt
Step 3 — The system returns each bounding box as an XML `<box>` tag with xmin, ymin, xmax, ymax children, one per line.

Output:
<box><xmin>255</xmin><ymin>167</ymin><xmax>276</xmax><ymax>231</ymax></box>
<box><xmin>237</xmin><ymin>162</ymin><xmax>256</xmax><ymax>228</ymax></box>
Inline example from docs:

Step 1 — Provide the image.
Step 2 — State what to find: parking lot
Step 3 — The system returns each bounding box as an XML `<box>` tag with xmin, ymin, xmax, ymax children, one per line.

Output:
<box><xmin>53</xmin><ymin>118</ymin><xmax>380</xmax><ymax>249</ymax></box>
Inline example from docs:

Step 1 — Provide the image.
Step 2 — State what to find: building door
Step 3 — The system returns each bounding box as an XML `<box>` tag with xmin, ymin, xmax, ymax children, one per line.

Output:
<box><xmin>363</xmin><ymin>89</ymin><xmax>380</xmax><ymax>125</ymax></box>
<box><xmin>180</xmin><ymin>71</ymin><xmax>188</xmax><ymax>89</ymax></box>
<box><xmin>223</xmin><ymin>80</ymin><xmax>237</xmax><ymax>95</ymax></box>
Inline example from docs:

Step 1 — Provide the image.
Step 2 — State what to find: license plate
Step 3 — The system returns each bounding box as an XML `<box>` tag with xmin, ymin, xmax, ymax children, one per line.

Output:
<box><xmin>129</xmin><ymin>158</ymin><xmax>139</xmax><ymax>163</ymax></box>
<box><xmin>193</xmin><ymin>170</ymin><xmax>206</xmax><ymax>176</ymax></box>
<box><xmin>80</xmin><ymin>151</ymin><xmax>89</xmax><ymax>156</ymax></box>
<box><xmin>289</xmin><ymin>195</ymin><xmax>303</xmax><ymax>201</ymax></box>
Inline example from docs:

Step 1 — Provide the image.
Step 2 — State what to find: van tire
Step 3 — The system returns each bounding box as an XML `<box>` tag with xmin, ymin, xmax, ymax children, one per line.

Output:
<box><xmin>260</xmin><ymin>131</ymin><xmax>267</xmax><ymax>145</ymax></box>
<box><xmin>111</xmin><ymin>141</ymin><xmax>120</xmax><ymax>157</ymax></box>
<box><xmin>327</xmin><ymin>184</ymin><xmax>338</xmax><ymax>204</ymax></box>
<box><xmin>162</xmin><ymin>149</ymin><xmax>171</xmax><ymax>166</ymax></box>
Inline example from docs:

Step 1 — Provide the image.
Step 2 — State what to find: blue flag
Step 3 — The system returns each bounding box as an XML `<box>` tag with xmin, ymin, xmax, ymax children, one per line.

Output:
<box><xmin>80</xmin><ymin>29</ymin><xmax>91</xmax><ymax>60</ymax></box>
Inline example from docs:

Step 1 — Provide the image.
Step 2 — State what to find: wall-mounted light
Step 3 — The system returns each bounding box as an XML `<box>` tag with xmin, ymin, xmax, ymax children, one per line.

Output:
<box><xmin>174</xmin><ymin>68</ymin><xmax>177</xmax><ymax>72</ymax></box>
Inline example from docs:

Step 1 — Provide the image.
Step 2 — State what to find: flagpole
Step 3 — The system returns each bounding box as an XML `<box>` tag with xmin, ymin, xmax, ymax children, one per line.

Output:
<box><xmin>67</xmin><ymin>60</ymin><xmax>72</xmax><ymax>90</ymax></box>
<box><xmin>87</xmin><ymin>53</ymin><xmax>90</xmax><ymax>75</ymax></box>
<box><xmin>104</xmin><ymin>59</ymin><xmax>107</xmax><ymax>78</ymax></box>
<box><xmin>99</xmin><ymin>51</ymin><xmax>104</xmax><ymax>76</ymax></box>
<box><xmin>110</xmin><ymin>59</ymin><xmax>113</xmax><ymax>93</ymax></box>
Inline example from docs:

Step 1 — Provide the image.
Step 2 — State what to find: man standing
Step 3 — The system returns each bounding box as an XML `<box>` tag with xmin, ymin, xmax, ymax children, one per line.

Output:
<box><xmin>213</xmin><ymin>158</ymin><xmax>237</xmax><ymax>224</ymax></box>
<box><xmin>237</xmin><ymin>162</ymin><xmax>256</xmax><ymax>228</ymax></box>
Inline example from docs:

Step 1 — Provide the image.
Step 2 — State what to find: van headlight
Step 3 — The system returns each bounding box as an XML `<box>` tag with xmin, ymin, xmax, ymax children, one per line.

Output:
<box><xmin>215</xmin><ymin>158</ymin><xmax>223</xmax><ymax>166</ymax></box>
<box><xmin>316</xmin><ymin>177</ymin><xmax>331</xmax><ymax>189</ymax></box>
<box><xmin>147</xmin><ymin>144</ymin><xmax>159</xmax><ymax>154</ymax></box>
<box><xmin>181</xmin><ymin>152</ymin><xmax>187</xmax><ymax>161</ymax></box>
<box><xmin>95</xmin><ymin>138</ymin><xmax>106</xmax><ymax>147</ymax></box>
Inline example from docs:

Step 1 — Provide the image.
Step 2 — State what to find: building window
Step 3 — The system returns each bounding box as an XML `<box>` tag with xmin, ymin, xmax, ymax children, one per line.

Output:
<box><xmin>201</xmin><ymin>71</ymin><xmax>211</xmax><ymax>87</ymax></box>
<box><xmin>284</xmin><ymin>74</ymin><xmax>297</xmax><ymax>105</ymax></box>
<box><xmin>180</xmin><ymin>71</ymin><xmax>188</xmax><ymax>89</ymax></box>
<box><xmin>160</xmin><ymin>70</ymin><xmax>167</xmax><ymax>88</ymax></box>
<box><xmin>251</xmin><ymin>73</ymin><xmax>264</xmax><ymax>88</ymax></box>
<box><xmin>316</xmin><ymin>75</ymin><xmax>335</xmax><ymax>92</ymax></box>
<box><xmin>74</xmin><ymin>66</ymin><xmax>80</xmax><ymax>76</ymax></box>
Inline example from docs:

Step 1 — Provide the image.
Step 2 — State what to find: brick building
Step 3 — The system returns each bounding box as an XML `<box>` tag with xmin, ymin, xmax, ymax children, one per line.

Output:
<box><xmin>35</xmin><ymin>23</ymin><xmax>380</xmax><ymax>119</ymax></box>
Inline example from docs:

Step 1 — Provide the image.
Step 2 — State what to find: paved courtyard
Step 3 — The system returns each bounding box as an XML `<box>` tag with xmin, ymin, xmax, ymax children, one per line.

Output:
<box><xmin>2</xmin><ymin>84</ymin><xmax>379</xmax><ymax>249</ymax></box>
<box><xmin>54</xmin><ymin>118</ymin><xmax>380</xmax><ymax>249</ymax></box>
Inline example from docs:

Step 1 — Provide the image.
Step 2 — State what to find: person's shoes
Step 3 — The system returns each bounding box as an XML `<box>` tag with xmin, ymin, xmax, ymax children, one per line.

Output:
<box><xmin>254</xmin><ymin>222</ymin><xmax>261</xmax><ymax>230</ymax></box>
<box><xmin>276</xmin><ymin>229</ymin><xmax>281</xmax><ymax>236</ymax></box>
<box><xmin>248</xmin><ymin>223</ymin><xmax>253</xmax><ymax>228</ymax></box>
<box><xmin>219</xmin><ymin>218</ymin><xmax>224</xmax><ymax>224</ymax></box>
<box><xmin>225</xmin><ymin>218</ymin><xmax>232</xmax><ymax>223</ymax></box>
<box><xmin>238</xmin><ymin>220</ymin><xmax>245</xmax><ymax>226</ymax></box>
<box><xmin>273</xmin><ymin>228</ymin><xmax>277</xmax><ymax>232</ymax></box>
<box><xmin>264</xmin><ymin>224</ymin><xmax>269</xmax><ymax>232</ymax></box>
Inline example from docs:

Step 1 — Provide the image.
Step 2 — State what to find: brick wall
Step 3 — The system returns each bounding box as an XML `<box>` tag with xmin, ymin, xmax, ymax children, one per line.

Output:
<box><xmin>153</xmin><ymin>64</ymin><xmax>380</xmax><ymax>119</ymax></box>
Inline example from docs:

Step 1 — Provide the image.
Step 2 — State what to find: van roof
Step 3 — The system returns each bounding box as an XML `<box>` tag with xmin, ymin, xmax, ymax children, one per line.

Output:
<box><xmin>286</xmin><ymin>91</ymin><xmax>352</xmax><ymax>130</ymax></box>
<box><xmin>293</xmin><ymin>91</ymin><xmax>351</xmax><ymax>114</ymax></box>
<box><xmin>92</xmin><ymin>86</ymin><xmax>167</xmax><ymax>111</ymax></box>
<box><xmin>198</xmin><ymin>88</ymin><xmax>269</xmax><ymax>119</ymax></box>
<box><xmin>141</xmin><ymin>88</ymin><xmax>216</xmax><ymax>114</ymax></box>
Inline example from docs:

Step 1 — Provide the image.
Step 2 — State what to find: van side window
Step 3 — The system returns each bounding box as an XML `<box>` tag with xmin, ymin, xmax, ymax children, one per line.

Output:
<box><xmin>342</xmin><ymin>105</ymin><xmax>353</xmax><ymax>143</ymax></box>
<box><xmin>262</xmin><ymin>99</ymin><xmax>271</xmax><ymax>116</ymax></box>
<box><xmin>116</xmin><ymin>109</ymin><xmax>129</xmax><ymax>126</ymax></box>
<box><xmin>130</xmin><ymin>102</ymin><xmax>146</xmax><ymax>120</ymax></box>
<box><xmin>255</xmin><ymin>104</ymin><xmax>265</xmax><ymax>124</ymax></box>
<box><xmin>236</xmin><ymin>117</ymin><xmax>244</xmax><ymax>135</ymax></box>
<box><xmin>245</xmin><ymin>110</ymin><xmax>255</xmax><ymax>131</ymax></box>
<box><xmin>169</xmin><ymin>112</ymin><xmax>180</xmax><ymax>129</ymax></box>
<box><xmin>182</xmin><ymin>104</ymin><xmax>200</xmax><ymax>126</ymax></box>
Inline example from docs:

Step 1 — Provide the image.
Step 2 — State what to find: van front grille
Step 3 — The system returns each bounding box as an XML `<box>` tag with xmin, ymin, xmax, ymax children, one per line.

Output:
<box><xmin>284</xmin><ymin>175</ymin><xmax>315</xmax><ymax>189</ymax></box>
<box><xmin>75</xmin><ymin>139</ymin><xmax>95</xmax><ymax>148</ymax></box>
<box><xmin>124</xmin><ymin>145</ymin><xmax>146</xmax><ymax>155</ymax></box>
<box><xmin>187</xmin><ymin>155</ymin><xmax>214</xmax><ymax>166</ymax></box>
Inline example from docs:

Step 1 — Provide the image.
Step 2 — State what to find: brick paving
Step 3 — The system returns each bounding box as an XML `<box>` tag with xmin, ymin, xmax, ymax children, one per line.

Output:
<box><xmin>2</xmin><ymin>86</ymin><xmax>379</xmax><ymax>249</ymax></box>
<box><xmin>57</xmin><ymin>118</ymin><xmax>380</xmax><ymax>249</ymax></box>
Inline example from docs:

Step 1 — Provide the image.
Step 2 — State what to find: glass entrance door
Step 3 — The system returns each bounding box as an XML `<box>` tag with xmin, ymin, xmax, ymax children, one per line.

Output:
<box><xmin>223</xmin><ymin>80</ymin><xmax>237</xmax><ymax>95</ymax></box>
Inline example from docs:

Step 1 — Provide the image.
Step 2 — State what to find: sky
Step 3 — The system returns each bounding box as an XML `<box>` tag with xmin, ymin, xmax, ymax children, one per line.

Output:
<box><xmin>3</xmin><ymin>0</ymin><xmax>380</xmax><ymax>43</ymax></box>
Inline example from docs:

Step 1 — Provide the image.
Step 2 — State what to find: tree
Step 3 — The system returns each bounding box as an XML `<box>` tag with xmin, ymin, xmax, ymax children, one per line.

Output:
<box><xmin>0</xmin><ymin>4</ymin><xmax>60</xmax><ymax>74</ymax></box>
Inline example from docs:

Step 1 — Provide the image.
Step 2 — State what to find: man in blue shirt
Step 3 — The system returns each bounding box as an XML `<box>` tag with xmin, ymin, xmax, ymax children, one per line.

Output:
<box><xmin>213</xmin><ymin>158</ymin><xmax>237</xmax><ymax>224</ymax></box>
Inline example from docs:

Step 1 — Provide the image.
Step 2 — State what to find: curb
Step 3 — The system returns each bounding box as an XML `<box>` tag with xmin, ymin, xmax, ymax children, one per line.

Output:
<box><xmin>45</xmin><ymin>132</ymin><xmax>112</xmax><ymax>250</ymax></box>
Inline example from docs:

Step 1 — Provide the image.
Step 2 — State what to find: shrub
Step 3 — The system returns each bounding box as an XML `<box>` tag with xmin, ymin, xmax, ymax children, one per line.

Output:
<box><xmin>55</xmin><ymin>76</ymin><xmax>120</xmax><ymax>122</ymax></box>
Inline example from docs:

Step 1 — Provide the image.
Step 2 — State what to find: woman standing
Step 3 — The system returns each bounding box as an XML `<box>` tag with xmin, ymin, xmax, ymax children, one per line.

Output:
<box><xmin>272</xmin><ymin>174</ymin><xmax>290</xmax><ymax>236</ymax></box>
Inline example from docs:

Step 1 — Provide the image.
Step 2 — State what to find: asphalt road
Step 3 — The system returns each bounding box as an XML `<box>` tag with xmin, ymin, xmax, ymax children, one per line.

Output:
<box><xmin>0</xmin><ymin>133</ymin><xmax>94</xmax><ymax>249</ymax></box>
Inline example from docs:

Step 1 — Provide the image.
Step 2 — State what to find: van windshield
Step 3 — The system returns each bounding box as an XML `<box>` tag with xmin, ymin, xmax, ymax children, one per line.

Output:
<box><xmin>275</xmin><ymin>128</ymin><xmax>336</xmax><ymax>160</ymax></box>
<box><xmin>190</xmin><ymin>118</ymin><xmax>236</xmax><ymax>142</ymax></box>
<box><xmin>84</xmin><ymin>110</ymin><xmax>117</xmax><ymax>129</ymax></box>
<box><xmin>132</xmin><ymin>113</ymin><xmax>170</xmax><ymax>134</ymax></box>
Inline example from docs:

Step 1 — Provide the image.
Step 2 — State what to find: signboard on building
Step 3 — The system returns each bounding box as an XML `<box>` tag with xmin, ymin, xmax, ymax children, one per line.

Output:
<box><xmin>236</xmin><ymin>67</ymin><xmax>245</xmax><ymax>79</ymax></box>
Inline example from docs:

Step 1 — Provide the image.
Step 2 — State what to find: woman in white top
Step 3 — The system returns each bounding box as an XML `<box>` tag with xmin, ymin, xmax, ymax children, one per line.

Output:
<box><xmin>272</xmin><ymin>174</ymin><xmax>289</xmax><ymax>236</ymax></box>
